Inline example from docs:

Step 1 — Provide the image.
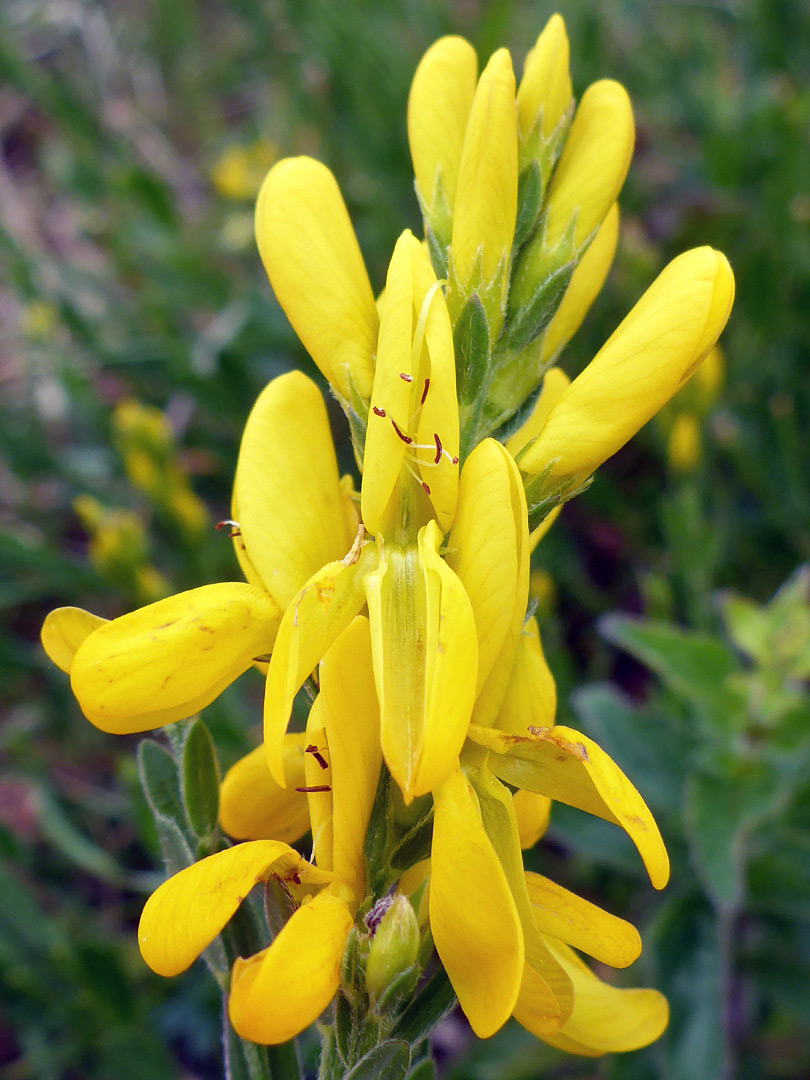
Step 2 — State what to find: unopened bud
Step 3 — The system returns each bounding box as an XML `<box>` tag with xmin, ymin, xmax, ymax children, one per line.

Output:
<box><xmin>365</xmin><ymin>895</ymin><xmax>420</xmax><ymax>1003</ymax></box>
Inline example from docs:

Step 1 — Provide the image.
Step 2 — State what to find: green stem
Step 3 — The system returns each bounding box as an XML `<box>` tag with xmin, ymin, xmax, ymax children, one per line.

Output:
<box><xmin>267</xmin><ymin>1039</ymin><xmax>301</xmax><ymax>1080</ymax></box>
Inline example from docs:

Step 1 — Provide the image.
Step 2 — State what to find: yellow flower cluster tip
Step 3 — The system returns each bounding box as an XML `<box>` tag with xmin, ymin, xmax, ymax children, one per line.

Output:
<box><xmin>42</xmin><ymin>12</ymin><xmax>734</xmax><ymax>1062</ymax></box>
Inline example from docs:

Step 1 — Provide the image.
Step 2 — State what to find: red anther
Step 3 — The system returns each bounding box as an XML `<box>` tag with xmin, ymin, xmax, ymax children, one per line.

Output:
<box><xmin>451</xmin><ymin>456</ymin><xmax>459</xmax><ymax>465</ymax></box>
<box><xmin>390</xmin><ymin>418</ymin><xmax>413</xmax><ymax>444</ymax></box>
<box><xmin>421</xmin><ymin>481</ymin><xmax>431</xmax><ymax>495</ymax></box>
<box><xmin>421</xmin><ymin>378</ymin><xmax>430</xmax><ymax>404</ymax></box>
<box><xmin>216</xmin><ymin>519</ymin><xmax>241</xmax><ymax>537</ymax></box>
<box><xmin>399</xmin><ymin>372</ymin><xmax>413</xmax><ymax>383</ymax></box>
<box><xmin>295</xmin><ymin>784</ymin><xmax>332</xmax><ymax>793</ymax></box>
<box><xmin>305</xmin><ymin>744</ymin><xmax>329</xmax><ymax>770</ymax></box>
<box><xmin>433</xmin><ymin>433</ymin><xmax>443</xmax><ymax>464</ymax></box>
<box><xmin>372</xmin><ymin>406</ymin><xmax>386</xmax><ymax>417</ymax></box>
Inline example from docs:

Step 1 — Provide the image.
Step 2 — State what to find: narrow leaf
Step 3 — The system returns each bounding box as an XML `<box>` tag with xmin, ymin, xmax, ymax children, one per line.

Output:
<box><xmin>181</xmin><ymin>719</ymin><xmax>221</xmax><ymax>839</ymax></box>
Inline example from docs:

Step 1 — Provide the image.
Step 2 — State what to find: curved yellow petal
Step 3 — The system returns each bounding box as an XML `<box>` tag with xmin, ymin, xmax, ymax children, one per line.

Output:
<box><xmin>430</xmin><ymin>768</ymin><xmax>524</xmax><ymax>1037</ymax></box>
<box><xmin>366</xmin><ymin>523</ymin><xmax>477</xmax><ymax>802</ymax></box>
<box><xmin>71</xmin><ymin>583</ymin><xmax>281</xmax><ymax>734</ymax></box>
<box><xmin>467</xmin><ymin>724</ymin><xmax>669</xmax><ymax>889</ymax></box>
<box><xmin>233</xmin><ymin>371</ymin><xmax>356</xmax><ymax>609</ymax></box>
<box><xmin>528</xmin><ymin>937</ymin><xmax>669</xmax><ymax>1055</ymax></box>
<box><xmin>452</xmin><ymin>48</ymin><xmax>518</xmax><ymax>304</ymax></box>
<box><xmin>362</xmin><ymin>232</ymin><xmax>458</xmax><ymax>536</ymax></box>
<box><xmin>506</xmin><ymin>366</ymin><xmax>571</xmax><ymax>458</ymax></box>
<box><xmin>139</xmin><ymin>841</ymin><xmax>329</xmax><ymax>977</ymax></box>
<box><xmin>304</xmin><ymin>696</ymin><xmax>333</xmax><ymax>871</ymax></box>
<box><xmin>521</xmin><ymin>247</ymin><xmax>735</xmax><ymax>481</ymax></box>
<box><xmin>517</xmin><ymin>14</ymin><xmax>572</xmax><ymax>142</ymax></box>
<box><xmin>228</xmin><ymin>889</ymin><xmax>353</xmax><ymax>1044</ymax></box>
<box><xmin>544</xmin><ymin>80</ymin><xmax>633</xmax><ymax>253</ymax></box>
<box><xmin>41</xmin><ymin>607</ymin><xmax>107</xmax><ymax>673</ymax></box>
<box><xmin>446</xmin><ymin>439</ymin><xmax>529</xmax><ymax>727</ymax></box>
<box><xmin>263</xmin><ymin>546</ymin><xmax>376</xmax><ymax>786</ymax></box>
<box><xmin>408</xmin><ymin>36</ymin><xmax>478</xmax><ymax>221</ymax></box>
<box><xmin>540</xmin><ymin>203</ymin><xmax>620</xmax><ymax>365</ymax></box>
<box><xmin>494</xmin><ymin>615</ymin><xmax>556</xmax><ymax>735</ymax></box>
<box><xmin>219</xmin><ymin>735</ymin><xmax>310</xmax><ymax>844</ymax></box>
<box><xmin>255</xmin><ymin>157</ymin><xmax>378</xmax><ymax>403</ymax></box>
<box><xmin>318</xmin><ymin>617</ymin><xmax>382</xmax><ymax>903</ymax></box>
<box><xmin>525</xmin><ymin>872</ymin><xmax>641</xmax><ymax>968</ymax></box>
<box><xmin>514</xmin><ymin>790</ymin><xmax>551</xmax><ymax>848</ymax></box>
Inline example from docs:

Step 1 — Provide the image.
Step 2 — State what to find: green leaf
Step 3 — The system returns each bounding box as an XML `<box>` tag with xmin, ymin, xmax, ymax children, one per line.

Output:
<box><xmin>137</xmin><ymin>737</ymin><xmax>186</xmax><ymax>831</ymax></box>
<box><xmin>343</xmin><ymin>1040</ymin><xmax>411</xmax><ymax>1080</ymax></box>
<box><xmin>452</xmin><ymin>293</ymin><xmax>490</xmax><ymax>407</ymax></box>
<box><xmin>222</xmin><ymin>1000</ymin><xmax>272</xmax><ymax>1080</ymax></box>
<box><xmin>391</xmin><ymin>968</ymin><xmax>456</xmax><ymax>1045</ymax></box>
<box><xmin>514</xmin><ymin>161</ymin><xmax>542</xmax><ymax>248</ymax></box>
<box><xmin>181</xmin><ymin>719</ymin><xmax>221</xmax><ymax>840</ymax></box>
<box><xmin>599</xmin><ymin>615</ymin><xmax>742</xmax><ymax>721</ymax></box>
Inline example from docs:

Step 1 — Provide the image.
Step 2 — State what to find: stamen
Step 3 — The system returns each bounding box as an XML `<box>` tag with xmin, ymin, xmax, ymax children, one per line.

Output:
<box><xmin>216</xmin><ymin>519</ymin><xmax>241</xmax><ymax>537</ymax></box>
<box><xmin>390</xmin><ymin>418</ymin><xmax>413</xmax><ymax>444</ymax></box>
<box><xmin>421</xmin><ymin>378</ymin><xmax>430</xmax><ymax>404</ymax></box>
<box><xmin>295</xmin><ymin>784</ymin><xmax>332</xmax><ymax>793</ymax></box>
<box><xmin>305</xmin><ymin>744</ymin><xmax>329</xmax><ymax>770</ymax></box>
<box><xmin>399</xmin><ymin>373</ymin><xmax>413</xmax><ymax>383</ymax></box>
<box><xmin>372</xmin><ymin>406</ymin><xmax>386</xmax><ymax>417</ymax></box>
<box><xmin>433</xmin><ymin>432</ymin><xmax>442</xmax><ymax>464</ymax></box>
<box><xmin>452</xmin><ymin>455</ymin><xmax>459</xmax><ymax>465</ymax></box>
<box><xmin>421</xmin><ymin>481</ymin><xmax>431</xmax><ymax>495</ymax></box>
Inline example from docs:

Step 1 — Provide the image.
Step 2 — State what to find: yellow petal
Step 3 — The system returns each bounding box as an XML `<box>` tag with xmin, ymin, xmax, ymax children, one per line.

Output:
<box><xmin>228</xmin><ymin>889</ymin><xmax>353</xmax><ymax>1044</ymax></box>
<box><xmin>233</xmin><ymin>371</ymin><xmax>356</xmax><ymax>609</ymax></box>
<box><xmin>544</xmin><ymin>80</ymin><xmax>633</xmax><ymax>253</ymax></box>
<box><xmin>319</xmin><ymin>616</ymin><xmax>382</xmax><ymax>902</ymax></box>
<box><xmin>219</xmin><ymin>735</ymin><xmax>310</xmax><ymax>844</ymax></box>
<box><xmin>430</xmin><ymin>768</ymin><xmax>524</xmax><ymax>1037</ymax></box>
<box><xmin>304</xmin><ymin>696</ymin><xmax>333</xmax><ymax>871</ymax></box>
<box><xmin>493</xmin><ymin>615</ymin><xmax>556</xmax><ymax>735</ymax></box>
<box><xmin>452</xmin><ymin>48</ymin><xmax>518</xmax><ymax>298</ymax></box>
<box><xmin>446</xmin><ymin>439</ymin><xmax>528</xmax><ymax>726</ymax></box>
<box><xmin>138</xmin><ymin>841</ymin><xmax>330</xmax><ymax>976</ymax></box>
<box><xmin>255</xmin><ymin>157</ymin><xmax>378</xmax><ymax>403</ymax></box>
<box><xmin>526</xmin><ymin>937</ymin><xmax>669</xmax><ymax>1055</ymax></box>
<box><xmin>540</xmin><ymin>203</ymin><xmax>620</xmax><ymax>365</ymax></box>
<box><xmin>263</xmin><ymin>547</ymin><xmax>376</xmax><ymax>786</ymax></box>
<box><xmin>466</xmin><ymin>724</ymin><xmax>669</xmax><ymax>889</ymax></box>
<box><xmin>525</xmin><ymin>872</ymin><xmax>641</xmax><ymax>968</ymax></box>
<box><xmin>521</xmin><ymin>247</ymin><xmax>735</xmax><ymax>481</ymax></box>
<box><xmin>506</xmin><ymin>366</ymin><xmax>571</xmax><ymax>458</ymax></box>
<box><xmin>517</xmin><ymin>14</ymin><xmax>572</xmax><ymax>142</ymax></box>
<box><xmin>366</xmin><ymin>522</ymin><xmax>477</xmax><ymax>802</ymax></box>
<box><xmin>71</xmin><ymin>583</ymin><xmax>281</xmax><ymax>734</ymax></box>
<box><xmin>514</xmin><ymin>790</ymin><xmax>551</xmax><ymax>848</ymax></box>
<box><xmin>41</xmin><ymin>607</ymin><xmax>107</xmax><ymax>673</ymax></box>
<box><xmin>408</xmin><ymin>36</ymin><xmax>478</xmax><ymax>220</ymax></box>
<box><xmin>362</xmin><ymin>232</ymin><xmax>458</xmax><ymax>536</ymax></box>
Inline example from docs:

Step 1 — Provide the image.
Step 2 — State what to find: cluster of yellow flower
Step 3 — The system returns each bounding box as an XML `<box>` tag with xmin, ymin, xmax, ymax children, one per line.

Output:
<box><xmin>41</xmin><ymin>14</ymin><xmax>733</xmax><ymax>1064</ymax></box>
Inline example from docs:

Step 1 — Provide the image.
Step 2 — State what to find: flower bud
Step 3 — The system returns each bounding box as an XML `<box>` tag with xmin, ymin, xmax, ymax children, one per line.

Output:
<box><xmin>517</xmin><ymin>13</ymin><xmax>572</xmax><ymax>175</ymax></box>
<box><xmin>365</xmin><ymin>895</ymin><xmax>420</xmax><ymax>1003</ymax></box>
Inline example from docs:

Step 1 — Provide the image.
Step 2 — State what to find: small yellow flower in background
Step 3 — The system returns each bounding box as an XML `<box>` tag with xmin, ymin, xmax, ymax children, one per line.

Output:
<box><xmin>211</xmin><ymin>139</ymin><xmax>278</xmax><ymax>200</ymax></box>
<box><xmin>668</xmin><ymin>411</ymin><xmax>703</xmax><ymax>472</ymax></box>
<box><xmin>113</xmin><ymin>399</ymin><xmax>208</xmax><ymax>538</ymax></box>
<box><xmin>73</xmin><ymin>494</ymin><xmax>169</xmax><ymax>604</ymax></box>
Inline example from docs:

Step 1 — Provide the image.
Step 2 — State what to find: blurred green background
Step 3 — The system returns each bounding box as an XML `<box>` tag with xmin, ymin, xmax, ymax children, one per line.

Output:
<box><xmin>2</xmin><ymin>0</ymin><xmax>809</xmax><ymax>1077</ymax></box>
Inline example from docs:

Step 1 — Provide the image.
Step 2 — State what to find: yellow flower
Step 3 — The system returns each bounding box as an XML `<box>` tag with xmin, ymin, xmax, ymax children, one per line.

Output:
<box><xmin>255</xmin><ymin>156</ymin><xmax>379</xmax><ymax>408</ymax></box>
<box><xmin>668</xmin><ymin>411</ymin><xmax>702</xmax><ymax>473</ymax></box>
<box><xmin>408</xmin><ymin>35</ymin><xmax>478</xmax><ymax>247</ymax></box>
<box><xmin>211</xmin><ymin>140</ymin><xmax>277</xmax><ymax>201</ymax></box>
<box><xmin>138</xmin><ymin>614</ymin><xmax>381</xmax><ymax>1045</ymax></box>
<box><xmin>520</xmin><ymin>247</ymin><xmax>735</xmax><ymax>488</ymax></box>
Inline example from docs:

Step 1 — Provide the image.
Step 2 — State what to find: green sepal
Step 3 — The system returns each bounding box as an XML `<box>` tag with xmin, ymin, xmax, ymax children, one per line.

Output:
<box><xmin>344</xmin><ymin>369</ymin><xmax>369</xmax><ymax>469</ymax></box>
<box><xmin>373</xmin><ymin>964</ymin><xmax>421</xmax><ymax>1018</ymax></box>
<box><xmin>340</xmin><ymin>924</ymin><xmax>367</xmax><ymax>1001</ymax></box>
<box><xmin>342</xmin><ymin>1040</ymin><xmax>411</xmax><ymax>1080</ymax></box>
<box><xmin>388</xmin><ymin>806</ymin><xmax>434</xmax><ymax>871</ymax></box>
<box><xmin>514</xmin><ymin>161</ymin><xmax>542</xmax><ymax>248</ymax></box>
<box><xmin>502</xmin><ymin>258</ymin><xmax>574</xmax><ymax>354</ymax></box>
<box><xmin>407</xmin><ymin>1059</ymin><xmax>436</xmax><ymax>1080</ymax></box>
<box><xmin>425</xmin><ymin>225</ymin><xmax>448</xmax><ymax>281</ymax></box>
<box><xmin>334</xmin><ymin>990</ymin><xmax>356</xmax><ymax>1067</ymax></box>
<box><xmin>452</xmin><ymin>292</ymin><xmax>490</xmax><ymax>407</ymax></box>
<box><xmin>264</xmin><ymin>874</ymin><xmax>296</xmax><ymax>939</ymax></box>
<box><xmin>180</xmin><ymin>719</ymin><xmax>220</xmax><ymax>843</ymax></box>
<box><xmin>365</xmin><ymin>769</ymin><xmax>394</xmax><ymax>899</ymax></box>
<box><xmin>390</xmin><ymin>967</ymin><xmax>456</xmax><ymax>1045</ymax></box>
